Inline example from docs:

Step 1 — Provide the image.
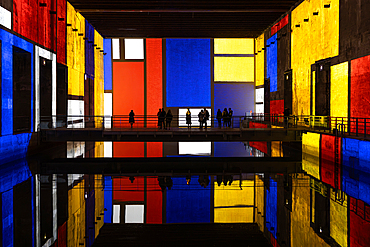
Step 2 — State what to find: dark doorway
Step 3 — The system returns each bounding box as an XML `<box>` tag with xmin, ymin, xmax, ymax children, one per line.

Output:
<box><xmin>84</xmin><ymin>75</ymin><xmax>94</xmax><ymax>127</ymax></box>
<box><xmin>57</xmin><ymin>64</ymin><xmax>68</xmax><ymax>126</ymax></box>
<box><xmin>13</xmin><ymin>47</ymin><xmax>32</xmax><ymax>133</ymax></box>
<box><xmin>40</xmin><ymin>58</ymin><xmax>53</xmax><ymax>120</ymax></box>
<box><xmin>284</xmin><ymin>70</ymin><xmax>292</xmax><ymax>111</ymax></box>
<box><xmin>40</xmin><ymin>175</ymin><xmax>53</xmax><ymax>246</ymax></box>
<box><xmin>314</xmin><ymin>62</ymin><xmax>330</xmax><ymax>116</ymax></box>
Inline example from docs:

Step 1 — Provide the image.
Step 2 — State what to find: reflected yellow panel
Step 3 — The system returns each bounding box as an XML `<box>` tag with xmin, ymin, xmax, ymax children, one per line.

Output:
<box><xmin>214</xmin><ymin>39</ymin><xmax>254</xmax><ymax>54</ymax></box>
<box><xmin>214</xmin><ymin>57</ymin><xmax>254</xmax><ymax>82</ymax></box>
<box><xmin>214</xmin><ymin>208</ymin><xmax>253</xmax><ymax>223</ymax></box>
<box><xmin>255</xmin><ymin>175</ymin><xmax>264</xmax><ymax>231</ymax></box>
<box><xmin>291</xmin><ymin>0</ymin><xmax>339</xmax><ymax>115</ymax></box>
<box><xmin>302</xmin><ymin>132</ymin><xmax>320</xmax><ymax>180</ymax></box>
<box><xmin>255</xmin><ymin>34</ymin><xmax>264</xmax><ymax>86</ymax></box>
<box><xmin>94</xmin><ymin>31</ymin><xmax>105</xmax><ymax>127</ymax></box>
<box><xmin>330</xmin><ymin>189</ymin><xmax>348</xmax><ymax>247</ymax></box>
<box><xmin>67</xmin><ymin>180</ymin><xmax>85</xmax><ymax>247</ymax></box>
<box><xmin>331</xmin><ymin>62</ymin><xmax>348</xmax><ymax>118</ymax></box>
<box><xmin>67</xmin><ymin>2</ymin><xmax>85</xmax><ymax>96</ymax></box>
<box><xmin>95</xmin><ymin>142</ymin><xmax>104</xmax><ymax>158</ymax></box>
<box><xmin>271</xmin><ymin>141</ymin><xmax>283</xmax><ymax>157</ymax></box>
<box><xmin>95</xmin><ymin>174</ymin><xmax>104</xmax><ymax>238</ymax></box>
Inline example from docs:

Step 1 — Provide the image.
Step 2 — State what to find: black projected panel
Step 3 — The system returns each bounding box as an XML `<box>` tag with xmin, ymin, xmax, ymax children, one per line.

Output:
<box><xmin>284</xmin><ymin>70</ymin><xmax>292</xmax><ymax>112</ymax></box>
<box><xmin>40</xmin><ymin>58</ymin><xmax>52</xmax><ymax>118</ymax></box>
<box><xmin>315</xmin><ymin>62</ymin><xmax>330</xmax><ymax>116</ymax></box>
<box><xmin>264</xmin><ymin>78</ymin><xmax>270</xmax><ymax>115</ymax></box>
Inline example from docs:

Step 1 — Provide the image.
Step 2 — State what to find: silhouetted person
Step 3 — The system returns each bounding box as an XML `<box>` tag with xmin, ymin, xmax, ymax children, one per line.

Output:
<box><xmin>129</xmin><ymin>110</ymin><xmax>135</xmax><ymax>128</ymax></box>
<box><xmin>186</xmin><ymin>108</ymin><xmax>192</xmax><ymax>129</ymax></box>
<box><xmin>165</xmin><ymin>176</ymin><xmax>173</xmax><ymax>190</ymax></box>
<box><xmin>217</xmin><ymin>175</ymin><xmax>222</xmax><ymax>186</ymax></box>
<box><xmin>216</xmin><ymin>109</ymin><xmax>222</xmax><ymax>128</ymax></box>
<box><xmin>166</xmin><ymin>109</ymin><xmax>173</xmax><ymax>130</ymax></box>
<box><xmin>198</xmin><ymin>110</ymin><xmax>204</xmax><ymax>129</ymax></box>
<box><xmin>284</xmin><ymin>107</ymin><xmax>290</xmax><ymax>127</ymax></box>
<box><xmin>203</xmin><ymin>108</ymin><xmax>209</xmax><ymax>129</ymax></box>
<box><xmin>159</xmin><ymin>108</ymin><xmax>166</xmax><ymax>129</ymax></box>
<box><xmin>228</xmin><ymin>108</ymin><xmax>233</xmax><ymax>127</ymax></box>
<box><xmin>186</xmin><ymin>175</ymin><xmax>191</xmax><ymax>185</ymax></box>
<box><xmin>129</xmin><ymin>176</ymin><xmax>135</xmax><ymax>183</ymax></box>
<box><xmin>158</xmin><ymin>177</ymin><xmax>166</xmax><ymax>191</ymax></box>
<box><xmin>222</xmin><ymin>108</ymin><xmax>228</xmax><ymax>127</ymax></box>
<box><xmin>157</xmin><ymin>108</ymin><xmax>162</xmax><ymax>129</ymax></box>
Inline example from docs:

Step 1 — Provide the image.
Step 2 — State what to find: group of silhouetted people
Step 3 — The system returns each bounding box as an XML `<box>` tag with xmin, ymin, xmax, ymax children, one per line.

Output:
<box><xmin>157</xmin><ymin>108</ymin><xmax>173</xmax><ymax>129</ymax></box>
<box><xmin>216</xmin><ymin>108</ymin><xmax>233</xmax><ymax>128</ymax></box>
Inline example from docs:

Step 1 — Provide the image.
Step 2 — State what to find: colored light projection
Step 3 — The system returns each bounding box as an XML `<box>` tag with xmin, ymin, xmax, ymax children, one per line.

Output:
<box><xmin>249</xmin><ymin>122</ymin><xmax>268</xmax><ymax>154</ymax></box>
<box><xmin>146</xmin><ymin>39</ymin><xmax>163</xmax><ymax>126</ymax></box>
<box><xmin>267</xmin><ymin>34</ymin><xmax>278</xmax><ymax>92</ymax></box>
<box><xmin>67</xmin><ymin>180</ymin><xmax>85</xmax><ymax>247</ymax></box>
<box><xmin>147</xmin><ymin>142</ymin><xmax>163</xmax><ymax>157</ymax></box>
<box><xmin>271</xmin><ymin>142</ymin><xmax>283</xmax><ymax>157</ymax></box>
<box><xmin>125</xmin><ymin>39</ymin><xmax>144</xmax><ymax>60</ymax></box>
<box><xmin>255</xmin><ymin>175</ymin><xmax>264</xmax><ymax>231</ymax></box>
<box><xmin>302</xmin><ymin>132</ymin><xmax>320</xmax><ymax>180</ymax></box>
<box><xmin>291</xmin><ymin>0</ymin><xmax>339</xmax><ymax>115</ymax></box>
<box><xmin>0</xmin><ymin>6</ymin><xmax>11</xmax><ymax>29</ymax></box>
<box><xmin>166</xmin><ymin>39</ymin><xmax>211</xmax><ymax>107</ymax></box>
<box><xmin>321</xmin><ymin>134</ymin><xmax>341</xmax><ymax>189</ymax></box>
<box><xmin>104</xmin><ymin>176</ymin><xmax>112</xmax><ymax>223</ymax></box>
<box><xmin>67</xmin><ymin>2</ymin><xmax>85</xmax><ymax>96</ymax></box>
<box><xmin>255</xmin><ymin>34</ymin><xmax>265</xmax><ymax>87</ymax></box>
<box><xmin>0</xmin><ymin>30</ymin><xmax>34</xmax><ymax>135</ymax></box>
<box><xmin>329</xmin><ymin>189</ymin><xmax>348</xmax><ymax>247</ymax></box>
<box><xmin>266</xmin><ymin>178</ymin><xmax>277</xmax><ymax>238</ymax></box>
<box><xmin>103</xmin><ymin>39</ymin><xmax>112</xmax><ymax>91</ymax></box>
<box><xmin>113</xmin><ymin>177</ymin><xmax>144</xmax><ymax>202</ymax></box>
<box><xmin>331</xmin><ymin>62</ymin><xmax>348</xmax><ymax>119</ymax></box>
<box><xmin>270</xmin><ymin>100</ymin><xmax>284</xmax><ymax>124</ymax></box>
<box><xmin>166</xmin><ymin>176</ymin><xmax>210</xmax><ymax>223</ymax></box>
<box><xmin>146</xmin><ymin>176</ymin><xmax>162</xmax><ymax>224</ymax></box>
<box><xmin>271</xmin><ymin>15</ymin><xmax>289</xmax><ymax>36</ymax></box>
<box><xmin>214</xmin><ymin>39</ymin><xmax>254</xmax><ymax>54</ymax></box>
<box><xmin>214</xmin><ymin>142</ymin><xmax>252</xmax><ymax>157</ymax></box>
<box><xmin>95</xmin><ymin>146</ymin><xmax>104</xmax><ymax>235</ymax></box>
<box><xmin>113</xmin><ymin>142</ymin><xmax>144</xmax><ymax>157</ymax></box>
<box><xmin>214</xmin><ymin>57</ymin><xmax>254</xmax><ymax>82</ymax></box>
<box><xmin>57</xmin><ymin>0</ymin><xmax>66</xmax><ymax>64</ymax></box>
<box><xmin>214</xmin><ymin>180</ymin><xmax>254</xmax><ymax>223</ymax></box>
<box><xmin>85</xmin><ymin>21</ymin><xmax>95</xmax><ymax>77</ymax></box>
<box><xmin>94</xmin><ymin>31</ymin><xmax>104</xmax><ymax>123</ymax></box>
<box><xmin>0</xmin><ymin>133</ymin><xmax>32</xmax><ymax>164</ymax></box>
<box><xmin>112</xmin><ymin>62</ymin><xmax>144</xmax><ymax>127</ymax></box>
<box><xmin>350</xmin><ymin>197</ymin><xmax>370</xmax><ymax>247</ymax></box>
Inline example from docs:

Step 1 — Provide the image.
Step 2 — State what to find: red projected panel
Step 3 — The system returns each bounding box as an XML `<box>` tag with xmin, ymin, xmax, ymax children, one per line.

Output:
<box><xmin>57</xmin><ymin>0</ymin><xmax>66</xmax><ymax>64</ymax></box>
<box><xmin>271</xmin><ymin>15</ymin><xmax>289</xmax><ymax>36</ymax></box>
<box><xmin>146</xmin><ymin>177</ymin><xmax>162</xmax><ymax>224</ymax></box>
<box><xmin>350</xmin><ymin>198</ymin><xmax>370</xmax><ymax>247</ymax></box>
<box><xmin>13</xmin><ymin>0</ymin><xmax>38</xmax><ymax>42</ymax></box>
<box><xmin>249</xmin><ymin>122</ymin><xmax>268</xmax><ymax>154</ymax></box>
<box><xmin>113</xmin><ymin>142</ymin><xmax>144</xmax><ymax>157</ymax></box>
<box><xmin>113</xmin><ymin>62</ymin><xmax>144</xmax><ymax>127</ymax></box>
<box><xmin>113</xmin><ymin>177</ymin><xmax>144</xmax><ymax>202</ymax></box>
<box><xmin>147</xmin><ymin>142</ymin><xmax>163</xmax><ymax>157</ymax></box>
<box><xmin>320</xmin><ymin>135</ymin><xmax>341</xmax><ymax>189</ymax></box>
<box><xmin>270</xmin><ymin>99</ymin><xmax>284</xmax><ymax>115</ymax></box>
<box><xmin>146</xmin><ymin>39</ymin><xmax>163</xmax><ymax>127</ymax></box>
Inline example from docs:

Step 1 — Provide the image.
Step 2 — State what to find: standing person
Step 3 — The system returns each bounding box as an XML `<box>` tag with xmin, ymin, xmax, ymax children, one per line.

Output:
<box><xmin>203</xmin><ymin>108</ymin><xmax>210</xmax><ymax>129</ymax></box>
<box><xmin>166</xmin><ymin>109</ymin><xmax>173</xmax><ymax>130</ymax></box>
<box><xmin>222</xmin><ymin>108</ymin><xmax>228</xmax><ymax>127</ymax></box>
<box><xmin>198</xmin><ymin>110</ymin><xmax>204</xmax><ymax>129</ymax></box>
<box><xmin>129</xmin><ymin>110</ymin><xmax>135</xmax><ymax>128</ymax></box>
<box><xmin>160</xmin><ymin>108</ymin><xmax>166</xmax><ymax>129</ymax></box>
<box><xmin>284</xmin><ymin>107</ymin><xmax>290</xmax><ymax>127</ymax></box>
<box><xmin>216</xmin><ymin>109</ymin><xmax>222</xmax><ymax>128</ymax></box>
<box><xmin>157</xmin><ymin>108</ymin><xmax>162</xmax><ymax>129</ymax></box>
<box><xmin>186</xmin><ymin>108</ymin><xmax>192</xmax><ymax>129</ymax></box>
<box><xmin>228</xmin><ymin>108</ymin><xmax>233</xmax><ymax>128</ymax></box>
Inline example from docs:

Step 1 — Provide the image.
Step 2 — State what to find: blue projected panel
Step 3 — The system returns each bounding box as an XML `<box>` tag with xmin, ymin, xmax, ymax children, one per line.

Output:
<box><xmin>267</xmin><ymin>34</ymin><xmax>277</xmax><ymax>92</ymax></box>
<box><xmin>2</xmin><ymin>190</ymin><xmax>13</xmax><ymax>247</ymax></box>
<box><xmin>214</xmin><ymin>142</ymin><xmax>253</xmax><ymax>157</ymax></box>
<box><xmin>104</xmin><ymin>176</ymin><xmax>113</xmax><ymax>223</ymax></box>
<box><xmin>214</xmin><ymin>83</ymin><xmax>254</xmax><ymax>127</ymax></box>
<box><xmin>166</xmin><ymin>176</ymin><xmax>210</xmax><ymax>223</ymax></box>
<box><xmin>0</xmin><ymin>133</ymin><xmax>32</xmax><ymax>164</ymax></box>
<box><xmin>0</xmin><ymin>29</ymin><xmax>34</xmax><ymax>135</ymax></box>
<box><xmin>85</xmin><ymin>20</ymin><xmax>95</xmax><ymax>77</ymax></box>
<box><xmin>166</xmin><ymin>39</ymin><xmax>211</xmax><ymax>107</ymax></box>
<box><xmin>266</xmin><ymin>178</ymin><xmax>277</xmax><ymax>238</ymax></box>
<box><xmin>103</xmin><ymin>39</ymin><xmax>112</xmax><ymax>91</ymax></box>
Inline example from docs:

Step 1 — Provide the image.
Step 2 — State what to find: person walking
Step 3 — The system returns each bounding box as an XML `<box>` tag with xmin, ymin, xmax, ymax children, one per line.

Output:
<box><xmin>186</xmin><ymin>108</ymin><xmax>192</xmax><ymax>129</ymax></box>
<box><xmin>157</xmin><ymin>108</ymin><xmax>162</xmax><ymax>129</ymax></box>
<box><xmin>216</xmin><ymin>109</ymin><xmax>222</xmax><ymax>128</ymax></box>
<box><xmin>198</xmin><ymin>110</ymin><xmax>204</xmax><ymax>129</ymax></box>
<box><xmin>203</xmin><ymin>108</ymin><xmax>209</xmax><ymax>130</ymax></box>
<box><xmin>228</xmin><ymin>108</ymin><xmax>233</xmax><ymax>128</ymax></box>
<box><xmin>159</xmin><ymin>108</ymin><xmax>166</xmax><ymax>129</ymax></box>
<box><xmin>222</xmin><ymin>108</ymin><xmax>228</xmax><ymax>127</ymax></box>
<box><xmin>166</xmin><ymin>109</ymin><xmax>173</xmax><ymax>130</ymax></box>
<box><xmin>129</xmin><ymin>110</ymin><xmax>135</xmax><ymax>128</ymax></box>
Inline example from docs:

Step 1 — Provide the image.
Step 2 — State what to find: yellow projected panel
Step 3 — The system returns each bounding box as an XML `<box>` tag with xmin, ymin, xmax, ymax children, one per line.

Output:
<box><xmin>255</xmin><ymin>175</ymin><xmax>264</xmax><ymax>231</ymax></box>
<box><xmin>95</xmin><ymin>174</ymin><xmax>104</xmax><ymax>238</ymax></box>
<box><xmin>214</xmin><ymin>208</ymin><xmax>253</xmax><ymax>223</ymax></box>
<box><xmin>94</xmin><ymin>31</ymin><xmax>104</xmax><ymax>126</ymax></box>
<box><xmin>255</xmin><ymin>34</ymin><xmax>264</xmax><ymax>86</ymax></box>
<box><xmin>330</xmin><ymin>189</ymin><xmax>348</xmax><ymax>247</ymax></box>
<box><xmin>302</xmin><ymin>132</ymin><xmax>320</xmax><ymax>180</ymax></box>
<box><xmin>67</xmin><ymin>2</ymin><xmax>85</xmax><ymax>96</ymax></box>
<box><xmin>214</xmin><ymin>39</ymin><xmax>254</xmax><ymax>54</ymax></box>
<box><xmin>331</xmin><ymin>62</ymin><xmax>348</xmax><ymax>118</ymax></box>
<box><xmin>271</xmin><ymin>141</ymin><xmax>283</xmax><ymax>157</ymax></box>
<box><xmin>312</xmin><ymin>71</ymin><xmax>316</xmax><ymax>115</ymax></box>
<box><xmin>214</xmin><ymin>57</ymin><xmax>254</xmax><ymax>82</ymax></box>
<box><xmin>67</xmin><ymin>180</ymin><xmax>85</xmax><ymax>247</ymax></box>
<box><xmin>291</xmin><ymin>0</ymin><xmax>339</xmax><ymax>115</ymax></box>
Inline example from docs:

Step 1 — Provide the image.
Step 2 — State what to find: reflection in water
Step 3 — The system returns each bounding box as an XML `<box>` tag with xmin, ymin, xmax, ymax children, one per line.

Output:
<box><xmin>1</xmin><ymin>139</ymin><xmax>370</xmax><ymax>246</ymax></box>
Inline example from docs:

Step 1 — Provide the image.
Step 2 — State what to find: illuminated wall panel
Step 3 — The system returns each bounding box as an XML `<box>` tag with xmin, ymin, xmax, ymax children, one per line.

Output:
<box><xmin>0</xmin><ymin>6</ymin><xmax>11</xmax><ymax>29</ymax></box>
<box><xmin>214</xmin><ymin>39</ymin><xmax>254</xmax><ymax>54</ymax></box>
<box><xmin>271</xmin><ymin>15</ymin><xmax>289</xmax><ymax>36</ymax></box>
<box><xmin>267</xmin><ymin>34</ymin><xmax>277</xmax><ymax>92</ymax></box>
<box><xmin>57</xmin><ymin>0</ymin><xmax>66</xmax><ymax>64</ymax></box>
<box><xmin>214</xmin><ymin>142</ymin><xmax>252</xmax><ymax>157</ymax></box>
<box><xmin>147</xmin><ymin>142</ymin><xmax>163</xmax><ymax>157</ymax></box>
<box><xmin>249</xmin><ymin>122</ymin><xmax>268</xmax><ymax>154</ymax></box>
<box><xmin>270</xmin><ymin>99</ymin><xmax>284</xmax><ymax>115</ymax></box>
<box><xmin>179</xmin><ymin>142</ymin><xmax>211</xmax><ymax>156</ymax></box>
<box><xmin>146</xmin><ymin>177</ymin><xmax>162</xmax><ymax>224</ymax></box>
<box><xmin>331</xmin><ymin>62</ymin><xmax>348</xmax><ymax>118</ymax></box>
<box><xmin>266</xmin><ymin>178</ymin><xmax>277</xmax><ymax>238</ymax></box>
<box><xmin>330</xmin><ymin>189</ymin><xmax>347</xmax><ymax>247</ymax></box>
<box><xmin>0</xmin><ymin>30</ymin><xmax>34</xmax><ymax>136</ymax></box>
<box><xmin>302</xmin><ymin>132</ymin><xmax>320</xmax><ymax>180</ymax></box>
<box><xmin>0</xmin><ymin>133</ymin><xmax>32</xmax><ymax>165</ymax></box>
<box><xmin>85</xmin><ymin>21</ymin><xmax>95</xmax><ymax>77</ymax></box>
<box><xmin>255</xmin><ymin>175</ymin><xmax>264</xmax><ymax>231</ymax></box>
<box><xmin>67</xmin><ymin>181</ymin><xmax>85</xmax><ymax>247</ymax></box>
<box><xmin>271</xmin><ymin>141</ymin><xmax>283</xmax><ymax>157</ymax></box>
<box><xmin>67</xmin><ymin>2</ymin><xmax>85</xmax><ymax>96</ymax></box>
<box><xmin>37</xmin><ymin>0</ymin><xmax>56</xmax><ymax>50</ymax></box>
<box><xmin>256</xmin><ymin>88</ymin><xmax>264</xmax><ymax>103</ymax></box>
<box><xmin>166</xmin><ymin>176</ymin><xmax>210</xmax><ymax>223</ymax></box>
<box><xmin>103</xmin><ymin>39</ymin><xmax>112</xmax><ymax>91</ymax></box>
<box><xmin>214</xmin><ymin>57</ymin><xmax>254</xmax><ymax>82</ymax></box>
<box><xmin>112</xmin><ymin>177</ymin><xmax>144</xmax><ymax>202</ymax></box>
<box><xmin>321</xmin><ymin>134</ymin><xmax>341</xmax><ymax>189</ymax></box>
<box><xmin>112</xmin><ymin>62</ymin><xmax>144</xmax><ymax>126</ymax></box>
<box><xmin>350</xmin><ymin>198</ymin><xmax>370</xmax><ymax>247</ymax></box>
<box><xmin>351</xmin><ymin>55</ymin><xmax>370</xmax><ymax>121</ymax></box>
<box><xmin>113</xmin><ymin>142</ymin><xmax>144</xmax><ymax>158</ymax></box>
<box><xmin>146</xmin><ymin>39</ymin><xmax>163</xmax><ymax>125</ymax></box>
<box><xmin>104</xmin><ymin>93</ymin><xmax>112</xmax><ymax>128</ymax></box>
<box><xmin>214</xmin><ymin>180</ymin><xmax>254</xmax><ymax>223</ymax></box>
<box><xmin>112</xmin><ymin>39</ymin><xmax>120</xmax><ymax>60</ymax></box>
<box><xmin>166</xmin><ymin>39</ymin><xmax>211</xmax><ymax>107</ymax></box>
<box><xmin>255</xmin><ymin>34</ymin><xmax>265</xmax><ymax>87</ymax></box>
<box><xmin>104</xmin><ymin>176</ymin><xmax>112</xmax><ymax>223</ymax></box>
<box><xmin>94</xmin><ymin>31</ymin><xmax>104</xmax><ymax>123</ymax></box>
<box><xmin>95</xmin><ymin>174</ymin><xmax>104</xmax><ymax>236</ymax></box>
<box><xmin>125</xmin><ymin>39</ymin><xmax>144</xmax><ymax>60</ymax></box>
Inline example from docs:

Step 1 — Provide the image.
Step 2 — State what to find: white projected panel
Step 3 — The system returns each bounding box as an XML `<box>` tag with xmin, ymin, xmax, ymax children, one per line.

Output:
<box><xmin>112</xmin><ymin>39</ymin><xmax>120</xmax><ymax>59</ymax></box>
<box><xmin>0</xmin><ymin>6</ymin><xmax>11</xmax><ymax>29</ymax></box>
<box><xmin>125</xmin><ymin>39</ymin><xmax>144</xmax><ymax>59</ymax></box>
<box><xmin>104</xmin><ymin>93</ymin><xmax>112</xmax><ymax>128</ymax></box>
<box><xmin>125</xmin><ymin>205</ymin><xmax>144</xmax><ymax>223</ymax></box>
<box><xmin>68</xmin><ymin>100</ymin><xmax>84</xmax><ymax>128</ymax></box>
<box><xmin>178</xmin><ymin>108</ymin><xmax>211</xmax><ymax>127</ymax></box>
<box><xmin>104</xmin><ymin>142</ymin><xmax>112</xmax><ymax>158</ymax></box>
<box><xmin>256</xmin><ymin>104</ymin><xmax>264</xmax><ymax>114</ymax></box>
<box><xmin>113</xmin><ymin>205</ymin><xmax>121</xmax><ymax>223</ymax></box>
<box><xmin>67</xmin><ymin>141</ymin><xmax>85</xmax><ymax>158</ymax></box>
<box><xmin>256</xmin><ymin>88</ymin><xmax>264</xmax><ymax>103</ymax></box>
<box><xmin>179</xmin><ymin>142</ymin><xmax>211</xmax><ymax>156</ymax></box>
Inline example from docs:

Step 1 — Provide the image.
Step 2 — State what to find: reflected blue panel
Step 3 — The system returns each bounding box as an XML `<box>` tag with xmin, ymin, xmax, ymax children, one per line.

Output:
<box><xmin>85</xmin><ymin>20</ymin><xmax>95</xmax><ymax>77</ymax></box>
<box><xmin>166</xmin><ymin>39</ymin><xmax>211</xmax><ymax>107</ymax></box>
<box><xmin>0</xmin><ymin>29</ymin><xmax>34</xmax><ymax>135</ymax></box>
<box><xmin>267</xmin><ymin>34</ymin><xmax>277</xmax><ymax>92</ymax></box>
<box><xmin>2</xmin><ymin>190</ymin><xmax>13</xmax><ymax>247</ymax></box>
<box><xmin>214</xmin><ymin>83</ymin><xmax>255</xmax><ymax>126</ymax></box>
<box><xmin>266</xmin><ymin>178</ymin><xmax>277</xmax><ymax>238</ymax></box>
<box><xmin>166</xmin><ymin>176</ymin><xmax>210</xmax><ymax>223</ymax></box>
<box><xmin>214</xmin><ymin>142</ymin><xmax>252</xmax><ymax>157</ymax></box>
<box><xmin>104</xmin><ymin>176</ymin><xmax>112</xmax><ymax>223</ymax></box>
<box><xmin>103</xmin><ymin>39</ymin><xmax>113</xmax><ymax>91</ymax></box>
<box><xmin>0</xmin><ymin>133</ymin><xmax>32</xmax><ymax>165</ymax></box>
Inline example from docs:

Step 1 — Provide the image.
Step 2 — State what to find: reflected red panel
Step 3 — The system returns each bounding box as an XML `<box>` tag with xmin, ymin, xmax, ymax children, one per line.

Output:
<box><xmin>320</xmin><ymin>135</ymin><xmax>341</xmax><ymax>189</ymax></box>
<box><xmin>57</xmin><ymin>0</ymin><xmax>66</xmax><ymax>64</ymax></box>
<box><xmin>147</xmin><ymin>142</ymin><xmax>163</xmax><ymax>157</ymax></box>
<box><xmin>146</xmin><ymin>177</ymin><xmax>162</xmax><ymax>224</ymax></box>
<box><xmin>113</xmin><ymin>142</ymin><xmax>144</xmax><ymax>157</ymax></box>
<box><xmin>113</xmin><ymin>177</ymin><xmax>144</xmax><ymax>202</ymax></box>
<box><xmin>57</xmin><ymin>222</ymin><xmax>66</xmax><ymax>247</ymax></box>
<box><xmin>350</xmin><ymin>198</ymin><xmax>370</xmax><ymax>247</ymax></box>
<box><xmin>146</xmin><ymin>39</ymin><xmax>163</xmax><ymax>127</ymax></box>
<box><xmin>271</xmin><ymin>15</ymin><xmax>289</xmax><ymax>36</ymax></box>
<box><xmin>270</xmin><ymin>233</ymin><xmax>281</xmax><ymax>247</ymax></box>
<box><xmin>249</xmin><ymin>122</ymin><xmax>268</xmax><ymax>154</ymax></box>
<box><xmin>113</xmin><ymin>62</ymin><xmax>144</xmax><ymax>128</ymax></box>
